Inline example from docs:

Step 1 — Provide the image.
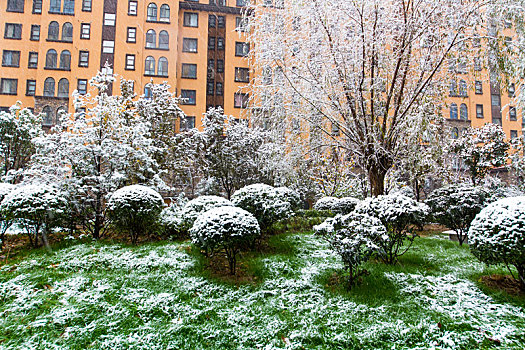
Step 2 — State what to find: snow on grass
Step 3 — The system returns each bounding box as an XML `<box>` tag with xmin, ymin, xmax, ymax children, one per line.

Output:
<box><xmin>0</xmin><ymin>234</ymin><xmax>524</xmax><ymax>349</ymax></box>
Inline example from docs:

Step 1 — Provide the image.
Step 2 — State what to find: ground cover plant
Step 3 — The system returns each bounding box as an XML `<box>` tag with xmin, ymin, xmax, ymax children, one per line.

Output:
<box><xmin>0</xmin><ymin>231</ymin><xmax>524</xmax><ymax>349</ymax></box>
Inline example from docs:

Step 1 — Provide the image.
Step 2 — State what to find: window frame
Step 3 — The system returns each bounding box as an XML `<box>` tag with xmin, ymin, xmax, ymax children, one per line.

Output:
<box><xmin>476</xmin><ymin>104</ymin><xmax>484</xmax><ymax>119</ymax></box>
<box><xmin>125</xmin><ymin>54</ymin><xmax>136</xmax><ymax>70</ymax></box>
<box><xmin>182</xmin><ymin>38</ymin><xmax>198</xmax><ymax>53</ymax></box>
<box><xmin>28</xmin><ymin>51</ymin><xmax>38</xmax><ymax>68</ymax></box>
<box><xmin>80</xmin><ymin>23</ymin><xmax>91</xmax><ymax>39</ymax></box>
<box><xmin>181</xmin><ymin>89</ymin><xmax>196</xmax><ymax>105</ymax></box>
<box><xmin>32</xmin><ymin>0</ymin><xmax>43</xmax><ymax>14</ymax></box>
<box><xmin>4</xmin><ymin>23</ymin><xmax>22</xmax><ymax>40</ymax></box>
<box><xmin>128</xmin><ymin>0</ymin><xmax>138</xmax><ymax>15</ymax></box>
<box><xmin>77</xmin><ymin>79</ymin><xmax>88</xmax><ymax>95</ymax></box>
<box><xmin>234</xmin><ymin>92</ymin><xmax>249</xmax><ymax>108</ymax></box>
<box><xmin>2</xmin><ymin>50</ymin><xmax>21</xmax><ymax>67</ymax></box>
<box><xmin>181</xmin><ymin>63</ymin><xmax>197</xmax><ymax>79</ymax></box>
<box><xmin>183</xmin><ymin>12</ymin><xmax>199</xmax><ymax>27</ymax></box>
<box><xmin>235</xmin><ymin>42</ymin><xmax>250</xmax><ymax>57</ymax></box>
<box><xmin>78</xmin><ymin>50</ymin><xmax>89</xmax><ymax>67</ymax></box>
<box><xmin>127</xmin><ymin>27</ymin><xmax>137</xmax><ymax>43</ymax></box>
<box><xmin>7</xmin><ymin>0</ymin><xmax>25</xmax><ymax>13</ymax></box>
<box><xmin>234</xmin><ymin>67</ymin><xmax>250</xmax><ymax>83</ymax></box>
<box><xmin>0</xmin><ymin>78</ymin><xmax>18</xmax><ymax>95</ymax></box>
<box><xmin>82</xmin><ymin>0</ymin><xmax>92</xmax><ymax>11</ymax></box>
<box><xmin>26</xmin><ymin>80</ymin><xmax>36</xmax><ymax>96</ymax></box>
<box><xmin>30</xmin><ymin>24</ymin><xmax>41</xmax><ymax>41</ymax></box>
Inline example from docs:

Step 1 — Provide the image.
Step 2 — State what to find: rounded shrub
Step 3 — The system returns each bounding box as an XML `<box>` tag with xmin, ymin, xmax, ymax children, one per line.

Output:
<box><xmin>107</xmin><ymin>185</ymin><xmax>164</xmax><ymax>244</ymax></box>
<box><xmin>0</xmin><ymin>184</ymin><xmax>68</xmax><ymax>248</ymax></box>
<box><xmin>315</xmin><ymin>212</ymin><xmax>387</xmax><ymax>287</ymax></box>
<box><xmin>181</xmin><ymin>195</ymin><xmax>233</xmax><ymax>232</ymax></box>
<box><xmin>355</xmin><ymin>194</ymin><xmax>429</xmax><ymax>264</ymax></box>
<box><xmin>469</xmin><ymin>196</ymin><xmax>525</xmax><ymax>290</ymax></box>
<box><xmin>0</xmin><ymin>183</ymin><xmax>16</xmax><ymax>249</ymax></box>
<box><xmin>425</xmin><ymin>184</ymin><xmax>491</xmax><ymax>245</ymax></box>
<box><xmin>231</xmin><ymin>184</ymin><xmax>292</xmax><ymax>233</ymax></box>
<box><xmin>274</xmin><ymin>186</ymin><xmax>303</xmax><ymax>211</ymax></box>
<box><xmin>313</xmin><ymin>197</ymin><xmax>339</xmax><ymax>212</ymax></box>
<box><xmin>331</xmin><ymin>197</ymin><xmax>360</xmax><ymax>214</ymax></box>
<box><xmin>190</xmin><ymin>206</ymin><xmax>260</xmax><ymax>274</ymax></box>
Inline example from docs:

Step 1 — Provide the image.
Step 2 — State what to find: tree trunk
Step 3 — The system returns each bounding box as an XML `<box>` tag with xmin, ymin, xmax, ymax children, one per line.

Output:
<box><xmin>369</xmin><ymin>168</ymin><xmax>387</xmax><ymax>197</ymax></box>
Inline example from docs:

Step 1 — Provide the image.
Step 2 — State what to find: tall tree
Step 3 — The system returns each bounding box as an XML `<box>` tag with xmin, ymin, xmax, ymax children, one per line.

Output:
<box><xmin>248</xmin><ymin>0</ymin><xmax>486</xmax><ymax>196</ymax></box>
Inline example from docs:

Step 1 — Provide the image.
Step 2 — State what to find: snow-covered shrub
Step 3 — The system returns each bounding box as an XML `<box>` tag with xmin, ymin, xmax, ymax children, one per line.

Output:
<box><xmin>355</xmin><ymin>194</ymin><xmax>429</xmax><ymax>264</ymax></box>
<box><xmin>190</xmin><ymin>206</ymin><xmax>260</xmax><ymax>274</ymax></box>
<box><xmin>181</xmin><ymin>195</ymin><xmax>233</xmax><ymax>232</ymax></box>
<box><xmin>425</xmin><ymin>184</ymin><xmax>491</xmax><ymax>246</ymax></box>
<box><xmin>0</xmin><ymin>183</ymin><xmax>15</xmax><ymax>249</ymax></box>
<box><xmin>231</xmin><ymin>184</ymin><xmax>292</xmax><ymax>233</ymax></box>
<box><xmin>313</xmin><ymin>197</ymin><xmax>340</xmax><ymax>212</ymax></box>
<box><xmin>469</xmin><ymin>197</ymin><xmax>525</xmax><ymax>290</ymax></box>
<box><xmin>315</xmin><ymin>212</ymin><xmax>387</xmax><ymax>287</ymax></box>
<box><xmin>0</xmin><ymin>184</ymin><xmax>68</xmax><ymax>248</ymax></box>
<box><xmin>274</xmin><ymin>186</ymin><xmax>303</xmax><ymax>211</ymax></box>
<box><xmin>107</xmin><ymin>185</ymin><xmax>164</xmax><ymax>244</ymax></box>
<box><xmin>331</xmin><ymin>197</ymin><xmax>360</xmax><ymax>214</ymax></box>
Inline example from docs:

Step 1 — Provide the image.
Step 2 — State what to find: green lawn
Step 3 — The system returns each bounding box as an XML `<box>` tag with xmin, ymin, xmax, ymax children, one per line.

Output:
<box><xmin>0</xmin><ymin>233</ymin><xmax>524</xmax><ymax>349</ymax></box>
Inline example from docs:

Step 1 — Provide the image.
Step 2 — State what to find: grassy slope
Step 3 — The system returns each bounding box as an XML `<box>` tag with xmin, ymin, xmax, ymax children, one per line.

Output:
<box><xmin>0</xmin><ymin>233</ymin><xmax>524</xmax><ymax>350</ymax></box>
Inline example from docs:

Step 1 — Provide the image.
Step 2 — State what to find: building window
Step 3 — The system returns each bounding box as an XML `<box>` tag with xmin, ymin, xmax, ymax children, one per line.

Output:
<box><xmin>104</xmin><ymin>13</ymin><xmax>116</xmax><ymax>26</ymax></box>
<box><xmin>450</xmin><ymin>103</ymin><xmax>458</xmax><ymax>119</ymax></box>
<box><xmin>234</xmin><ymin>93</ymin><xmax>249</xmax><ymax>108</ymax></box>
<box><xmin>146</xmin><ymin>30</ymin><xmax>156</xmax><ymax>48</ymax></box>
<box><xmin>184</xmin><ymin>12</ymin><xmax>198</xmax><ymax>27</ymax></box>
<box><xmin>127</xmin><ymin>27</ymin><xmax>136</xmax><ymax>43</ymax></box>
<box><xmin>158</xmin><ymin>57</ymin><xmax>168</xmax><ymax>76</ymax></box>
<box><xmin>33</xmin><ymin>0</ymin><xmax>43</xmax><ymax>13</ymax></box>
<box><xmin>4</xmin><ymin>23</ymin><xmax>22</xmax><ymax>39</ymax></box>
<box><xmin>216</xmin><ymin>82</ymin><xmax>223</xmax><ymax>96</ymax></box>
<box><xmin>181</xmin><ymin>63</ymin><xmax>197</xmax><ymax>79</ymax></box>
<box><xmin>218</xmin><ymin>16</ymin><xmax>225</xmax><ymax>28</ymax></box>
<box><xmin>57</xmin><ymin>78</ymin><xmax>69</xmax><ymax>97</ymax></box>
<box><xmin>48</xmin><ymin>21</ymin><xmax>59</xmax><ymax>40</ymax></box>
<box><xmin>7</xmin><ymin>0</ymin><xmax>25</xmax><ymax>12</ymax></box>
<box><xmin>125</xmin><ymin>54</ymin><xmax>135</xmax><ymax>70</ymax></box>
<box><xmin>42</xmin><ymin>106</ymin><xmax>54</xmax><ymax>125</ymax></box>
<box><xmin>2</xmin><ymin>50</ymin><xmax>20</xmax><ymax>67</ymax></box>
<box><xmin>475</xmin><ymin>81</ymin><xmax>483</xmax><ymax>95</ymax></box>
<box><xmin>208</xmin><ymin>36</ymin><xmax>215</xmax><ymax>50</ymax></box>
<box><xmin>30</xmin><ymin>25</ymin><xmax>40</xmax><ymax>41</ymax></box>
<box><xmin>182</xmin><ymin>116</ymin><xmax>195</xmax><ymax>130</ymax></box>
<box><xmin>102</xmin><ymin>40</ymin><xmax>115</xmax><ymax>53</ymax></box>
<box><xmin>159</xmin><ymin>4</ymin><xmax>170</xmax><ymax>21</ymax></box>
<box><xmin>28</xmin><ymin>52</ymin><xmax>38</xmax><ymax>68</ymax></box>
<box><xmin>209</xmin><ymin>15</ymin><xmax>216</xmax><ymax>28</ymax></box>
<box><xmin>128</xmin><ymin>0</ymin><xmax>137</xmax><ymax>15</ymax></box>
<box><xmin>45</xmin><ymin>49</ymin><xmax>57</xmax><ymax>68</ymax></box>
<box><xmin>181</xmin><ymin>90</ymin><xmax>196</xmax><ymax>105</ymax></box>
<box><xmin>49</xmin><ymin>0</ymin><xmax>60</xmax><ymax>12</ymax></box>
<box><xmin>216</xmin><ymin>59</ymin><xmax>224</xmax><ymax>73</ymax></box>
<box><xmin>474</xmin><ymin>57</ymin><xmax>482</xmax><ymax>71</ymax></box>
<box><xmin>159</xmin><ymin>30</ymin><xmax>169</xmax><ymax>49</ymax></box>
<box><xmin>207</xmin><ymin>81</ymin><xmax>214</xmax><ymax>95</ymax></box>
<box><xmin>511</xmin><ymin>130</ymin><xmax>518</xmax><ymax>139</ymax></box>
<box><xmin>60</xmin><ymin>50</ymin><xmax>71</xmax><ymax>70</ymax></box>
<box><xmin>79</xmin><ymin>50</ymin><xmax>89</xmax><ymax>67</ymax></box>
<box><xmin>0</xmin><ymin>79</ymin><xmax>18</xmax><ymax>95</ymax></box>
<box><xmin>510</xmin><ymin>106</ymin><xmax>517</xmax><ymax>121</ymax></box>
<box><xmin>26</xmin><ymin>80</ymin><xmax>36</xmax><ymax>96</ymax></box>
<box><xmin>182</xmin><ymin>38</ymin><xmax>198</xmax><ymax>53</ymax></box>
<box><xmin>82</xmin><ymin>0</ymin><xmax>92</xmax><ymax>11</ymax></box>
<box><xmin>451</xmin><ymin>127</ymin><xmax>459</xmax><ymax>139</ymax></box>
<box><xmin>147</xmin><ymin>2</ymin><xmax>158</xmax><ymax>21</ymax></box>
<box><xmin>235</xmin><ymin>67</ymin><xmax>249</xmax><ymax>82</ymax></box>
<box><xmin>476</xmin><ymin>104</ymin><xmax>484</xmax><ymax>119</ymax></box>
<box><xmin>43</xmin><ymin>78</ymin><xmax>55</xmax><ymax>96</ymax></box>
<box><xmin>63</xmin><ymin>0</ymin><xmax>74</xmax><ymax>14</ymax></box>
<box><xmin>459</xmin><ymin>103</ymin><xmax>468</xmax><ymax>121</ymax></box>
<box><xmin>235</xmin><ymin>42</ymin><xmax>250</xmax><ymax>57</ymax></box>
<box><xmin>81</xmin><ymin>23</ymin><xmax>90</xmax><ymax>39</ymax></box>
<box><xmin>458</xmin><ymin>80</ymin><xmax>467</xmax><ymax>97</ymax></box>
<box><xmin>236</xmin><ymin>0</ymin><xmax>247</xmax><ymax>5</ymax></box>
<box><xmin>145</xmin><ymin>56</ymin><xmax>155</xmax><ymax>75</ymax></box>
<box><xmin>77</xmin><ymin>79</ymin><xmax>87</xmax><ymax>94</ymax></box>
<box><xmin>62</xmin><ymin>22</ymin><xmax>73</xmax><ymax>41</ymax></box>
<box><xmin>492</xmin><ymin>94</ymin><xmax>501</xmax><ymax>107</ymax></box>
<box><xmin>217</xmin><ymin>37</ymin><xmax>225</xmax><ymax>50</ymax></box>
<box><xmin>509</xmin><ymin>83</ymin><xmax>516</xmax><ymax>98</ymax></box>
<box><xmin>236</xmin><ymin>17</ymin><xmax>248</xmax><ymax>31</ymax></box>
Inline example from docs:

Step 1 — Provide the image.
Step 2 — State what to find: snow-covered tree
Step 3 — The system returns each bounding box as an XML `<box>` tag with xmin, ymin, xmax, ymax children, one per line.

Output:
<box><xmin>355</xmin><ymin>194</ymin><xmax>429</xmax><ymax>263</ymax></box>
<box><xmin>0</xmin><ymin>184</ymin><xmax>68</xmax><ymax>249</ymax></box>
<box><xmin>314</xmin><ymin>212</ymin><xmax>387</xmax><ymax>287</ymax></box>
<box><xmin>248</xmin><ymin>0</ymin><xmax>486</xmax><ymax>196</ymax></box>
<box><xmin>0</xmin><ymin>183</ymin><xmax>15</xmax><ymax>250</ymax></box>
<box><xmin>0</xmin><ymin>103</ymin><xmax>43</xmax><ymax>183</ymax></box>
<box><xmin>107</xmin><ymin>185</ymin><xmax>164</xmax><ymax>244</ymax></box>
<box><xmin>180</xmin><ymin>195</ymin><xmax>233</xmax><ymax>232</ymax></box>
<box><xmin>190</xmin><ymin>206</ymin><xmax>260</xmax><ymax>274</ymax></box>
<box><xmin>451</xmin><ymin>124</ymin><xmax>509</xmax><ymax>185</ymax></box>
<box><xmin>425</xmin><ymin>184</ymin><xmax>492</xmax><ymax>246</ymax></box>
<box><xmin>25</xmin><ymin>69</ymin><xmax>164</xmax><ymax>239</ymax></box>
<box><xmin>469</xmin><ymin>196</ymin><xmax>525</xmax><ymax>290</ymax></box>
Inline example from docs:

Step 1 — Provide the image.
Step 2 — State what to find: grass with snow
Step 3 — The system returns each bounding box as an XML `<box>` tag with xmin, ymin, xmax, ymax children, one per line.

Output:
<box><xmin>0</xmin><ymin>232</ymin><xmax>524</xmax><ymax>349</ymax></box>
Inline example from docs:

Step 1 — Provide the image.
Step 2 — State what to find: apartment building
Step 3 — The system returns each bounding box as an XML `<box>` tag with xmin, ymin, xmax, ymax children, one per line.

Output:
<box><xmin>0</xmin><ymin>0</ymin><xmax>251</xmax><ymax>130</ymax></box>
